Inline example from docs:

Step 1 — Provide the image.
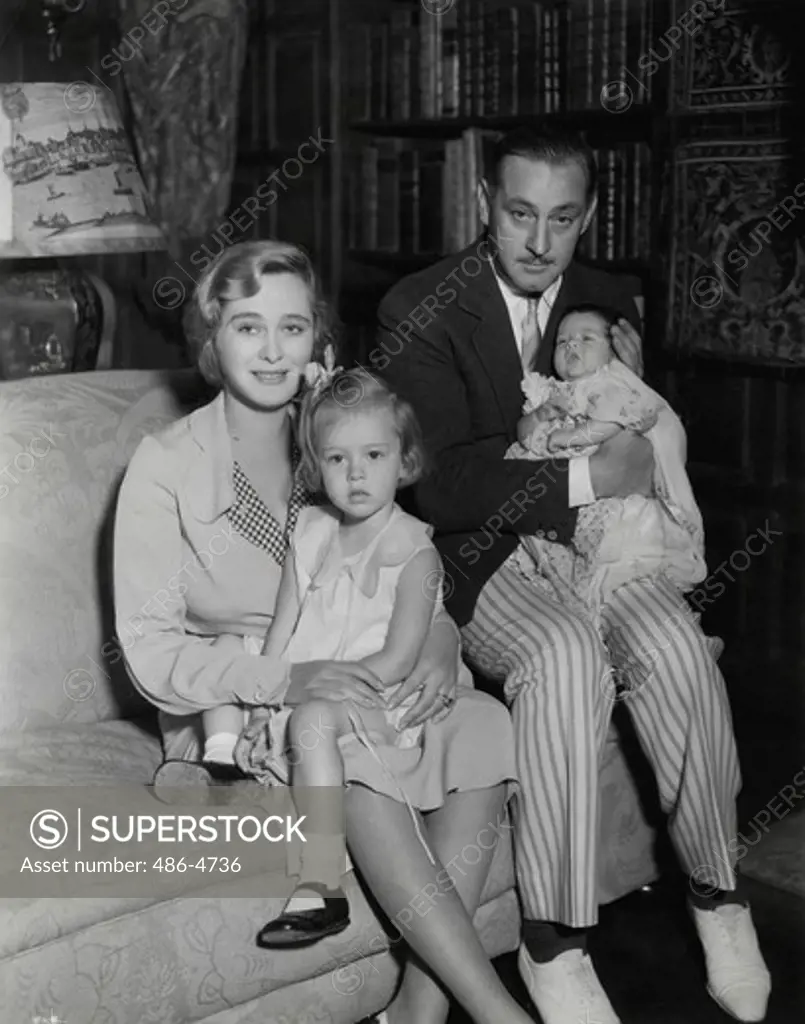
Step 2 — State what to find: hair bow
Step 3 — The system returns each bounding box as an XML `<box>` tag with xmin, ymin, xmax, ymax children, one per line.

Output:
<box><xmin>303</xmin><ymin>344</ymin><xmax>343</xmax><ymax>396</ymax></box>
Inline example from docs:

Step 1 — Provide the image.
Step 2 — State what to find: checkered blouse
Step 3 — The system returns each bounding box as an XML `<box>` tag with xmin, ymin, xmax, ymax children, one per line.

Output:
<box><xmin>227</xmin><ymin>457</ymin><xmax>312</xmax><ymax>567</ymax></box>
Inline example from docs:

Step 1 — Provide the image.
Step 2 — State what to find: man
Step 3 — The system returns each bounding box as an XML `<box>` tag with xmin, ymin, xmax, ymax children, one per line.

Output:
<box><xmin>376</xmin><ymin>128</ymin><xmax>770</xmax><ymax>1024</ymax></box>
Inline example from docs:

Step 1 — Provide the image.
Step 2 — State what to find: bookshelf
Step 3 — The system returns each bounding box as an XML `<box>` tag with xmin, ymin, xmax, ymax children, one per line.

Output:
<box><xmin>322</xmin><ymin>0</ymin><xmax>805</xmax><ymax>824</ymax></box>
<box><xmin>335</xmin><ymin>0</ymin><xmax>672</xmax><ymax>364</ymax></box>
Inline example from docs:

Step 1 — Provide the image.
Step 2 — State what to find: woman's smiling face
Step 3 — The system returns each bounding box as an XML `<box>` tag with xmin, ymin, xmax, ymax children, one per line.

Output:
<box><xmin>216</xmin><ymin>272</ymin><xmax>315</xmax><ymax>410</ymax></box>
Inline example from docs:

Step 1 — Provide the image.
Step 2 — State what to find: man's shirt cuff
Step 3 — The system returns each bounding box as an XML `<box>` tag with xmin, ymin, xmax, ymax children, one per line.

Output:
<box><xmin>568</xmin><ymin>456</ymin><xmax>595</xmax><ymax>507</ymax></box>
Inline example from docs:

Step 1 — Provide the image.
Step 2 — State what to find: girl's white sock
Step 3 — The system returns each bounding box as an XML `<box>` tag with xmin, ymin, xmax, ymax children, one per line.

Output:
<box><xmin>284</xmin><ymin>888</ymin><xmax>326</xmax><ymax>913</ymax></box>
<box><xmin>203</xmin><ymin>732</ymin><xmax>239</xmax><ymax>765</ymax></box>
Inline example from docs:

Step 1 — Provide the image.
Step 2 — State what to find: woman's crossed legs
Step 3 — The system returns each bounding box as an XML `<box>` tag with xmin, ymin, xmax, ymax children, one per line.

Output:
<box><xmin>347</xmin><ymin>784</ymin><xmax>531</xmax><ymax>1024</ymax></box>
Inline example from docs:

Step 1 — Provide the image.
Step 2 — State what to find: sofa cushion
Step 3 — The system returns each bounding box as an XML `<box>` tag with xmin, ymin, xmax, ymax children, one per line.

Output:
<box><xmin>0</xmin><ymin>717</ymin><xmax>162</xmax><ymax>786</ymax></box>
<box><xmin>192</xmin><ymin>892</ymin><xmax>520</xmax><ymax>1024</ymax></box>
<box><xmin>0</xmin><ymin>842</ymin><xmax>517</xmax><ymax>1023</ymax></box>
<box><xmin>0</xmin><ymin>370</ymin><xmax>211</xmax><ymax>733</ymax></box>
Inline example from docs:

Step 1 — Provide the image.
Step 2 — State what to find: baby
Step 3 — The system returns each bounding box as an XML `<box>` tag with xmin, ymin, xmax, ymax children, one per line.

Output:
<box><xmin>507</xmin><ymin>303</ymin><xmax>707</xmax><ymax>623</ymax></box>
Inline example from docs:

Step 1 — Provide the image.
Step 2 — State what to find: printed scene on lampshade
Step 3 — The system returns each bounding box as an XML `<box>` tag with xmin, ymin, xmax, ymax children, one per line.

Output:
<box><xmin>0</xmin><ymin>82</ymin><xmax>164</xmax><ymax>257</ymax></box>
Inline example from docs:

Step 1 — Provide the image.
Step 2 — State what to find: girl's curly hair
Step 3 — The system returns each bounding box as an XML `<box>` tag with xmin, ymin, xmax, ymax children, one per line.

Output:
<box><xmin>297</xmin><ymin>368</ymin><xmax>427</xmax><ymax>495</ymax></box>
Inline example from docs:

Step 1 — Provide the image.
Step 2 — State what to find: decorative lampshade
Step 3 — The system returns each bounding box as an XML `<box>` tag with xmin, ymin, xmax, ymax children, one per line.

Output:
<box><xmin>0</xmin><ymin>82</ymin><xmax>165</xmax><ymax>257</ymax></box>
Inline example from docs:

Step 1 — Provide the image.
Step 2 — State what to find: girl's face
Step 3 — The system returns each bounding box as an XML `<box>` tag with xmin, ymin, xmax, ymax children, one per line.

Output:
<box><xmin>317</xmin><ymin>406</ymin><xmax>403</xmax><ymax>523</ymax></box>
<box><xmin>554</xmin><ymin>311</ymin><xmax>613</xmax><ymax>380</ymax></box>
<box><xmin>216</xmin><ymin>272</ymin><xmax>315</xmax><ymax>410</ymax></box>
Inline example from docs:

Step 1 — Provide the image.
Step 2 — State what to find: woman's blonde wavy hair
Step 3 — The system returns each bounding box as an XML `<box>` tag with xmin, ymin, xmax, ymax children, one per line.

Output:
<box><xmin>183</xmin><ymin>240</ymin><xmax>339</xmax><ymax>388</ymax></box>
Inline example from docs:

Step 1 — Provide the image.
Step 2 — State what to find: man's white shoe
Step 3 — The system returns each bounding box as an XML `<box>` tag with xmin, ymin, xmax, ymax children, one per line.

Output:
<box><xmin>692</xmin><ymin>903</ymin><xmax>771</xmax><ymax>1022</ymax></box>
<box><xmin>517</xmin><ymin>945</ymin><xmax>621</xmax><ymax>1024</ymax></box>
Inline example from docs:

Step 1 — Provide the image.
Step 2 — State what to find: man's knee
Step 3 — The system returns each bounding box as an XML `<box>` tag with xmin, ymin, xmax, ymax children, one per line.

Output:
<box><xmin>509</xmin><ymin>616</ymin><xmax>604</xmax><ymax>698</ymax></box>
<box><xmin>639</xmin><ymin>613</ymin><xmax>717</xmax><ymax>694</ymax></box>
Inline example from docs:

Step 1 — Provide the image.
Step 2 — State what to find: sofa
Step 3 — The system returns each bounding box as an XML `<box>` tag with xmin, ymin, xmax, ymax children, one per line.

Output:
<box><xmin>0</xmin><ymin>369</ymin><xmax>657</xmax><ymax>1024</ymax></box>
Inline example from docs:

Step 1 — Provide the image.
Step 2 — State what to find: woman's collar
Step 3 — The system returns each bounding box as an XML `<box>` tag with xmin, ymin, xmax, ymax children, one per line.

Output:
<box><xmin>185</xmin><ymin>391</ymin><xmax>236</xmax><ymax>523</ymax></box>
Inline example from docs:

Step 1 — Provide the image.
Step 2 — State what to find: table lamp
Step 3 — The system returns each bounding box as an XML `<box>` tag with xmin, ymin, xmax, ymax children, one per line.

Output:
<box><xmin>0</xmin><ymin>82</ymin><xmax>166</xmax><ymax>378</ymax></box>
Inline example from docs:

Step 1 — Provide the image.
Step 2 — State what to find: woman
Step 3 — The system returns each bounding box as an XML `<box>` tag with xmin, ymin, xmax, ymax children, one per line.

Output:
<box><xmin>114</xmin><ymin>240</ymin><xmax>528</xmax><ymax>1024</ymax></box>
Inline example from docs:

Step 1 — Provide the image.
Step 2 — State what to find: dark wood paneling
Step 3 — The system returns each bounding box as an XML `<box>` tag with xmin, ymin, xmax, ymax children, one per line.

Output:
<box><xmin>660</xmin><ymin>354</ymin><xmax>805</xmax><ymax>813</ymax></box>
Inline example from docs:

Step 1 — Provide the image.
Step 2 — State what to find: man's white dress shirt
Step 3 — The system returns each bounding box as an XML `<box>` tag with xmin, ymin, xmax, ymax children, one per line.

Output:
<box><xmin>493</xmin><ymin>270</ymin><xmax>595</xmax><ymax>507</ymax></box>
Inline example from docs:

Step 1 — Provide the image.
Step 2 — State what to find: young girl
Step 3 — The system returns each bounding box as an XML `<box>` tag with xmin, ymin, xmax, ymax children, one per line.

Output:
<box><xmin>508</xmin><ymin>303</ymin><xmax>707</xmax><ymax>626</ymax></box>
<box><xmin>244</xmin><ymin>364</ymin><xmax>457</xmax><ymax>948</ymax></box>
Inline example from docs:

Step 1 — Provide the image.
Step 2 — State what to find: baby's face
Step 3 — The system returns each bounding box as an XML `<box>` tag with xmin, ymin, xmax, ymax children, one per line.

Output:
<box><xmin>554</xmin><ymin>311</ymin><xmax>613</xmax><ymax>380</ymax></box>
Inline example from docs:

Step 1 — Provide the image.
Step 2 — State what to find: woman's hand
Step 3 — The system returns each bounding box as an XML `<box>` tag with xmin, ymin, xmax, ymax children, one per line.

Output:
<box><xmin>387</xmin><ymin>618</ymin><xmax>459</xmax><ymax>729</ymax></box>
<box><xmin>287</xmin><ymin>660</ymin><xmax>387</xmax><ymax>709</ymax></box>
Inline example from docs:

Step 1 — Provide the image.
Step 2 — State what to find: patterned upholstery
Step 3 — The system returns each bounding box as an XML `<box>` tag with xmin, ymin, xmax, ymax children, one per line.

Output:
<box><xmin>0</xmin><ymin>370</ymin><xmax>211</xmax><ymax>732</ymax></box>
<box><xmin>0</xmin><ymin>369</ymin><xmax>656</xmax><ymax>1024</ymax></box>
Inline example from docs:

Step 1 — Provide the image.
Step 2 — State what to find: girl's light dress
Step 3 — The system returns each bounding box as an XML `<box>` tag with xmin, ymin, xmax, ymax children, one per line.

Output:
<box><xmin>506</xmin><ymin>360</ymin><xmax>707</xmax><ymax>622</ymax></box>
<box><xmin>248</xmin><ymin>503</ymin><xmax>517</xmax><ymax>810</ymax></box>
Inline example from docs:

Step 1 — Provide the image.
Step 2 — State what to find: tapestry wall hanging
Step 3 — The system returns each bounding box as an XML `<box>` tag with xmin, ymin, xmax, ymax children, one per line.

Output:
<box><xmin>671</xmin><ymin>1</ymin><xmax>793</xmax><ymax>111</ymax></box>
<box><xmin>668</xmin><ymin>138</ymin><xmax>805</xmax><ymax>366</ymax></box>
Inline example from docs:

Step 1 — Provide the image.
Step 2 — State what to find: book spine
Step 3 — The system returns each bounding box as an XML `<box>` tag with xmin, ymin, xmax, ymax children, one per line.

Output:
<box><xmin>459</xmin><ymin>0</ymin><xmax>474</xmax><ymax>118</ymax></box>
<box><xmin>600</xmin><ymin>0</ymin><xmax>611</xmax><ymax>113</ymax></box>
<box><xmin>533</xmin><ymin>2</ymin><xmax>543</xmax><ymax>115</ymax></box>
<box><xmin>345</xmin><ymin>149</ymin><xmax>360</xmax><ymax>251</ymax></box>
<box><xmin>585</xmin><ymin>0</ymin><xmax>595</xmax><ymax>110</ymax></box>
<box><xmin>586</xmin><ymin>146</ymin><xmax>600</xmax><ymax>259</ymax></box>
<box><xmin>346</xmin><ymin>24</ymin><xmax>372</xmax><ymax>123</ymax></box>
<box><xmin>622</xmin><ymin>0</ymin><xmax>639</xmax><ymax>104</ymax></box>
<box><xmin>502</xmin><ymin>6</ymin><xmax>520</xmax><ymax>116</ymax></box>
<box><xmin>462</xmin><ymin>128</ymin><xmax>478</xmax><ymax>247</ymax></box>
<box><xmin>482</xmin><ymin>6</ymin><xmax>500</xmax><ymax>117</ymax></box>
<box><xmin>419</xmin><ymin>8</ymin><xmax>437</xmax><ymax>118</ymax></box>
<box><xmin>605</xmin><ymin>148</ymin><xmax>616</xmax><ymax>262</ymax></box>
<box><xmin>541</xmin><ymin>4</ymin><xmax>551</xmax><ymax>114</ymax></box>
<box><xmin>361</xmin><ymin>144</ymin><xmax>379</xmax><ymax>250</ymax></box>
<box><xmin>515</xmin><ymin>2</ymin><xmax>533</xmax><ymax>115</ymax></box>
<box><xmin>613</xmin><ymin>0</ymin><xmax>629</xmax><ymax>107</ymax></box>
<box><xmin>553</xmin><ymin>5</ymin><xmax>560</xmax><ymax>113</ymax></box>
<box><xmin>647</xmin><ymin>0</ymin><xmax>656</xmax><ymax>104</ymax></box>
<box><xmin>441</xmin><ymin>6</ymin><xmax>460</xmax><ymax>117</ymax></box>
<box><xmin>550</xmin><ymin>5</ymin><xmax>559</xmax><ymax>114</ymax></box>
<box><xmin>474</xmin><ymin>0</ymin><xmax>486</xmax><ymax>117</ymax></box>
<box><xmin>616</xmin><ymin>147</ymin><xmax>628</xmax><ymax>260</ymax></box>
<box><xmin>376</xmin><ymin>139</ymin><xmax>401</xmax><ymax>252</ymax></box>
<box><xmin>418</xmin><ymin>142</ymin><xmax>444</xmax><ymax>254</ymax></box>
<box><xmin>434</xmin><ymin>12</ymin><xmax>444</xmax><ymax>120</ymax></box>
<box><xmin>370</xmin><ymin>22</ymin><xmax>390</xmax><ymax>121</ymax></box>
<box><xmin>409</xmin><ymin>12</ymin><xmax>422</xmax><ymax>119</ymax></box>
<box><xmin>442</xmin><ymin>140</ymin><xmax>456</xmax><ymax>253</ymax></box>
<box><xmin>399</xmin><ymin>146</ymin><xmax>420</xmax><ymax>253</ymax></box>
<box><xmin>640</xmin><ymin>142</ymin><xmax>652</xmax><ymax>259</ymax></box>
<box><xmin>389</xmin><ymin>10</ymin><xmax>413</xmax><ymax>122</ymax></box>
<box><xmin>565</xmin><ymin>3</ymin><xmax>580</xmax><ymax>111</ymax></box>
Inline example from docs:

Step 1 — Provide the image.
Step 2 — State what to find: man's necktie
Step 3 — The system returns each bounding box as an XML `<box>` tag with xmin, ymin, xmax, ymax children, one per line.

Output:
<box><xmin>520</xmin><ymin>298</ymin><xmax>541</xmax><ymax>372</ymax></box>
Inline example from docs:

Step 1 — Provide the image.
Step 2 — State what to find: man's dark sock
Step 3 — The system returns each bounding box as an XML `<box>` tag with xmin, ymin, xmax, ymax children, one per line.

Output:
<box><xmin>689</xmin><ymin>872</ymin><xmax>749</xmax><ymax>911</ymax></box>
<box><xmin>522</xmin><ymin>919</ymin><xmax>589</xmax><ymax>963</ymax></box>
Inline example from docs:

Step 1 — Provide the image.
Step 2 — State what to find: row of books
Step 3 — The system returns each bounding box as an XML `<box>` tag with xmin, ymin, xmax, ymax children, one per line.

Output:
<box><xmin>345</xmin><ymin>0</ymin><xmax>657</xmax><ymax>124</ymax></box>
<box><xmin>345</xmin><ymin>128</ymin><xmax>652</xmax><ymax>264</ymax></box>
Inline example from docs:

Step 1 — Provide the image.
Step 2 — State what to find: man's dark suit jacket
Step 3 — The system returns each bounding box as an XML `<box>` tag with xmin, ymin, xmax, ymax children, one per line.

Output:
<box><xmin>377</xmin><ymin>240</ymin><xmax>641</xmax><ymax>627</ymax></box>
